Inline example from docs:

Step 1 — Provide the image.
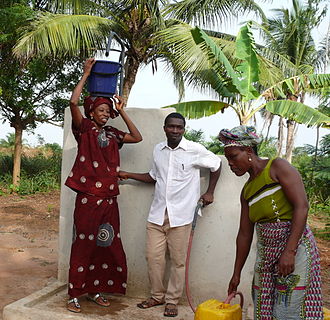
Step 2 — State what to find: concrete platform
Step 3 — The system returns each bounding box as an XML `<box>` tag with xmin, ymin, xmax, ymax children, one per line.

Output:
<box><xmin>3</xmin><ymin>280</ymin><xmax>193</xmax><ymax>320</ymax></box>
<box><xmin>3</xmin><ymin>280</ymin><xmax>253</xmax><ymax>320</ymax></box>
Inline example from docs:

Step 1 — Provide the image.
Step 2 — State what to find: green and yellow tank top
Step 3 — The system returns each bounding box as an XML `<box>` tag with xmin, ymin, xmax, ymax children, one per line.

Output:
<box><xmin>243</xmin><ymin>159</ymin><xmax>293</xmax><ymax>223</ymax></box>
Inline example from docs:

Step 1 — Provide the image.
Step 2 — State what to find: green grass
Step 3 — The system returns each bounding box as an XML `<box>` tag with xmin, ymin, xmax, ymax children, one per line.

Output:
<box><xmin>0</xmin><ymin>151</ymin><xmax>61</xmax><ymax>195</ymax></box>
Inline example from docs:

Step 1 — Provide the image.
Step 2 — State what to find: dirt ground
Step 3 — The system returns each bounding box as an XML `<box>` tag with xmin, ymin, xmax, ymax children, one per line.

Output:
<box><xmin>0</xmin><ymin>191</ymin><xmax>59</xmax><ymax>319</ymax></box>
<box><xmin>0</xmin><ymin>191</ymin><xmax>329</xmax><ymax>320</ymax></box>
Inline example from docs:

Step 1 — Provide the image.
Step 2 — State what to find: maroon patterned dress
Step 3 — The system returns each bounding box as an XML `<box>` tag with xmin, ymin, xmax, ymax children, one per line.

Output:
<box><xmin>65</xmin><ymin>118</ymin><xmax>127</xmax><ymax>298</ymax></box>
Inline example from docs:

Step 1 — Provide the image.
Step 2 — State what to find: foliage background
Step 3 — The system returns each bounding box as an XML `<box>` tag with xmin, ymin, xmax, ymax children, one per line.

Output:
<box><xmin>0</xmin><ymin>140</ymin><xmax>62</xmax><ymax>195</ymax></box>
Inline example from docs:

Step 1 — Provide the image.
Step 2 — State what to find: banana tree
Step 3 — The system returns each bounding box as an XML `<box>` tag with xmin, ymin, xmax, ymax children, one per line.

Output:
<box><xmin>255</xmin><ymin>0</ymin><xmax>328</xmax><ymax>162</ymax></box>
<box><xmin>163</xmin><ymin>24</ymin><xmax>330</xmax><ymax>134</ymax></box>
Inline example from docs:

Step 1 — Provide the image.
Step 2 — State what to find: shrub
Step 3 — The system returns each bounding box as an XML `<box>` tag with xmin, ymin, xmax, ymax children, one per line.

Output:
<box><xmin>0</xmin><ymin>145</ymin><xmax>62</xmax><ymax>195</ymax></box>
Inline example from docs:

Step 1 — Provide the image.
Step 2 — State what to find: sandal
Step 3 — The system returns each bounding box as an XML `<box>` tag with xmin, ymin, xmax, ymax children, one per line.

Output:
<box><xmin>137</xmin><ymin>297</ymin><xmax>165</xmax><ymax>309</ymax></box>
<box><xmin>87</xmin><ymin>293</ymin><xmax>110</xmax><ymax>307</ymax></box>
<box><xmin>67</xmin><ymin>297</ymin><xmax>81</xmax><ymax>313</ymax></box>
<box><xmin>164</xmin><ymin>303</ymin><xmax>178</xmax><ymax>317</ymax></box>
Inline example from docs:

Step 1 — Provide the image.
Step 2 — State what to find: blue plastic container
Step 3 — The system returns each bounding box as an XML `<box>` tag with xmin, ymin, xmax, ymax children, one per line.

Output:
<box><xmin>87</xmin><ymin>60</ymin><xmax>122</xmax><ymax>97</ymax></box>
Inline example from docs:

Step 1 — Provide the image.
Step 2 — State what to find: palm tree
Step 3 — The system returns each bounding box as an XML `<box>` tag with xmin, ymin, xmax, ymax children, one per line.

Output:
<box><xmin>256</xmin><ymin>0</ymin><xmax>328</xmax><ymax>161</ymax></box>
<box><xmin>13</xmin><ymin>0</ymin><xmax>266</xmax><ymax>102</ymax></box>
<box><xmin>314</xmin><ymin>23</ymin><xmax>330</xmax><ymax>160</ymax></box>
<box><xmin>0</xmin><ymin>133</ymin><xmax>20</xmax><ymax>149</ymax></box>
<box><xmin>14</xmin><ymin>0</ymin><xmax>168</xmax><ymax>102</ymax></box>
<box><xmin>165</xmin><ymin>0</ymin><xmax>266</xmax><ymax>26</ymax></box>
<box><xmin>160</xmin><ymin>24</ymin><xmax>330</xmax><ymax>132</ymax></box>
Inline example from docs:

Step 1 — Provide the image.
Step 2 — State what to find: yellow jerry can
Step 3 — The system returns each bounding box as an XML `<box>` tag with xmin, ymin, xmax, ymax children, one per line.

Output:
<box><xmin>324</xmin><ymin>307</ymin><xmax>330</xmax><ymax>320</ymax></box>
<box><xmin>194</xmin><ymin>292</ymin><xmax>243</xmax><ymax>320</ymax></box>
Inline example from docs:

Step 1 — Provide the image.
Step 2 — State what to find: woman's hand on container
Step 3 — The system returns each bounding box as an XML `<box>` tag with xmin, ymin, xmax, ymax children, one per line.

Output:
<box><xmin>228</xmin><ymin>274</ymin><xmax>240</xmax><ymax>296</ymax></box>
<box><xmin>83</xmin><ymin>58</ymin><xmax>96</xmax><ymax>76</ymax></box>
<box><xmin>113</xmin><ymin>95</ymin><xmax>125</xmax><ymax>111</ymax></box>
<box><xmin>277</xmin><ymin>250</ymin><xmax>295</xmax><ymax>276</ymax></box>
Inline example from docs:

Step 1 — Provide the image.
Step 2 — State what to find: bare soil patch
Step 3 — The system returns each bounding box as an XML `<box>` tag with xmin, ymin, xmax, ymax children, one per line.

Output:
<box><xmin>0</xmin><ymin>191</ymin><xmax>329</xmax><ymax>320</ymax></box>
<box><xmin>0</xmin><ymin>191</ymin><xmax>60</xmax><ymax>319</ymax></box>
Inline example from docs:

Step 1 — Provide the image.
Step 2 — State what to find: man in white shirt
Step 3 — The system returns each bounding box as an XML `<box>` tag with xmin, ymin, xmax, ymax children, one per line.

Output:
<box><xmin>119</xmin><ymin>112</ymin><xmax>221</xmax><ymax>317</ymax></box>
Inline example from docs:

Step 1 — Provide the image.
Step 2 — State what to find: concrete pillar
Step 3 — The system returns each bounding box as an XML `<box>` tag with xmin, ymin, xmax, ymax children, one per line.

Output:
<box><xmin>58</xmin><ymin>107</ymin><xmax>256</xmax><ymax>306</ymax></box>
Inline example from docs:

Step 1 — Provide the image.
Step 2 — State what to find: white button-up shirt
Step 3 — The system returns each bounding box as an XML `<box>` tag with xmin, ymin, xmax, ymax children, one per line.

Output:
<box><xmin>148</xmin><ymin>137</ymin><xmax>221</xmax><ymax>227</ymax></box>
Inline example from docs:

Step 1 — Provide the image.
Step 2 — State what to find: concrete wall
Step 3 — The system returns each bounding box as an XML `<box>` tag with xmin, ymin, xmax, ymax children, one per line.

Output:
<box><xmin>58</xmin><ymin>107</ymin><xmax>256</xmax><ymax>306</ymax></box>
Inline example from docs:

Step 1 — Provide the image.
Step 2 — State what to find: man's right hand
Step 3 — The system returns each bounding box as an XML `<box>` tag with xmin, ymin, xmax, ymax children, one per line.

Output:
<box><xmin>118</xmin><ymin>171</ymin><xmax>129</xmax><ymax>180</ymax></box>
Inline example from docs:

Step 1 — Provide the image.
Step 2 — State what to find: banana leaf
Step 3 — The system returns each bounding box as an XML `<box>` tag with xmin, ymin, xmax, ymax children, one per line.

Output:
<box><xmin>163</xmin><ymin>100</ymin><xmax>230</xmax><ymax>119</ymax></box>
<box><xmin>190</xmin><ymin>27</ymin><xmax>243</xmax><ymax>95</ymax></box>
<box><xmin>235</xmin><ymin>24</ymin><xmax>260</xmax><ymax>101</ymax></box>
<box><xmin>265</xmin><ymin>100</ymin><xmax>330</xmax><ymax>128</ymax></box>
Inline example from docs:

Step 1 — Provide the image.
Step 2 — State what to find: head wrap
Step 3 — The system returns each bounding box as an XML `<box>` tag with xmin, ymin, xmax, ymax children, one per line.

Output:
<box><xmin>218</xmin><ymin>125</ymin><xmax>261</xmax><ymax>148</ymax></box>
<box><xmin>83</xmin><ymin>96</ymin><xmax>119</xmax><ymax>119</ymax></box>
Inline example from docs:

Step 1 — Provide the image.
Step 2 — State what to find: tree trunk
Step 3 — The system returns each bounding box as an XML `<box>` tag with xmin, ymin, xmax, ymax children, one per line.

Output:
<box><xmin>277</xmin><ymin>117</ymin><xmax>284</xmax><ymax>157</ymax></box>
<box><xmin>12</xmin><ymin>126</ymin><xmax>23</xmax><ymax>188</ymax></box>
<box><xmin>122</xmin><ymin>56</ymin><xmax>140</xmax><ymax>104</ymax></box>
<box><xmin>310</xmin><ymin>126</ymin><xmax>320</xmax><ymax>184</ymax></box>
<box><xmin>285</xmin><ymin>120</ymin><xmax>298</xmax><ymax>163</ymax></box>
<box><xmin>261</xmin><ymin>111</ymin><xmax>273</xmax><ymax>140</ymax></box>
<box><xmin>265</xmin><ymin>114</ymin><xmax>273</xmax><ymax>141</ymax></box>
<box><xmin>314</xmin><ymin>127</ymin><xmax>320</xmax><ymax>162</ymax></box>
<box><xmin>284</xmin><ymin>93</ymin><xmax>300</xmax><ymax>163</ymax></box>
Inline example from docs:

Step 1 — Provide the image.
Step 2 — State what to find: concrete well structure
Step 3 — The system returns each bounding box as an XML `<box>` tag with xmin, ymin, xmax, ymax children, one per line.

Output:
<box><xmin>3</xmin><ymin>107</ymin><xmax>256</xmax><ymax>320</ymax></box>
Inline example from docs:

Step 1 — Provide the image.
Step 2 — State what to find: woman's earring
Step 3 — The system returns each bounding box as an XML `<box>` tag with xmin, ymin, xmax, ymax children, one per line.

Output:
<box><xmin>91</xmin><ymin>116</ymin><xmax>93</xmax><ymax>120</ymax></box>
<box><xmin>248</xmin><ymin>157</ymin><xmax>252</xmax><ymax>162</ymax></box>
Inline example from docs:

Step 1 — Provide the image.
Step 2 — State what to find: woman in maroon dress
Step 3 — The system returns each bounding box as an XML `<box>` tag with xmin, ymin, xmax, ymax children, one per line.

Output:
<box><xmin>65</xmin><ymin>58</ymin><xmax>142</xmax><ymax>313</ymax></box>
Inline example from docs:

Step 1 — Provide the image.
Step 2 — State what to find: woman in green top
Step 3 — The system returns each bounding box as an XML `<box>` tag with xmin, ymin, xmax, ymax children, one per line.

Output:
<box><xmin>219</xmin><ymin>125</ymin><xmax>323</xmax><ymax>320</ymax></box>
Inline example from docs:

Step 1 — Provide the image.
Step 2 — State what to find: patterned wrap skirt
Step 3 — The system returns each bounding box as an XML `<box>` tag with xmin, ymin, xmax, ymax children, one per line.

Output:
<box><xmin>253</xmin><ymin>221</ymin><xmax>323</xmax><ymax>320</ymax></box>
<box><xmin>68</xmin><ymin>193</ymin><xmax>127</xmax><ymax>298</ymax></box>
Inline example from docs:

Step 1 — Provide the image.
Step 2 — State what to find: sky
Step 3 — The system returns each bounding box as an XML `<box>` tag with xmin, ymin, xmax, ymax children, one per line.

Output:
<box><xmin>0</xmin><ymin>0</ymin><xmax>329</xmax><ymax>147</ymax></box>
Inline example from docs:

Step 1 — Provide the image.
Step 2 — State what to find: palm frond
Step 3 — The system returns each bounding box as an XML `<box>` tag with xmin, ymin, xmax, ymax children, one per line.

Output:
<box><xmin>113</xmin><ymin>0</ymin><xmax>168</xmax><ymax>31</ymax></box>
<box><xmin>35</xmin><ymin>0</ymin><xmax>80</xmax><ymax>13</ymax></box>
<box><xmin>164</xmin><ymin>0</ymin><xmax>265</xmax><ymax>27</ymax></box>
<box><xmin>317</xmin><ymin>26</ymin><xmax>330</xmax><ymax>73</ymax></box>
<box><xmin>13</xmin><ymin>13</ymin><xmax>112</xmax><ymax>60</ymax></box>
<box><xmin>162</xmin><ymin>100</ymin><xmax>231</xmax><ymax>119</ymax></box>
<box><xmin>250</xmin><ymin>21</ymin><xmax>301</xmax><ymax>76</ymax></box>
<box><xmin>256</xmin><ymin>53</ymin><xmax>285</xmax><ymax>89</ymax></box>
<box><xmin>32</xmin><ymin>0</ymin><xmax>111</xmax><ymax>15</ymax></box>
<box><xmin>158</xmin><ymin>24</ymin><xmax>211</xmax><ymax>70</ymax></box>
<box><xmin>264</xmin><ymin>100</ymin><xmax>330</xmax><ymax>128</ymax></box>
<box><xmin>159</xmin><ymin>23</ymin><xmax>290</xmax><ymax>102</ymax></box>
<box><xmin>191</xmin><ymin>26</ymin><xmax>242</xmax><ymax>94</ymax></box>
<box><xmin>158</xmin><ymin>23</ymin><xmax>238</xmax><ymax>99</ymax></box>
<box><xmin>255</xmin><ymin>0</ymin><xmax>323</xmax><ymax>74</ymax></box>
<box><xmin>262</xmin><ymin>74</ymin><xmax>330</xmax><ymax>99</ymax></box>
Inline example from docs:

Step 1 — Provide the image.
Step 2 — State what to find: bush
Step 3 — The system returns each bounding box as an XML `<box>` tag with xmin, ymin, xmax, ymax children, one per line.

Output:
<box><xmin>0</xmin><ymin>154</ymin><xmax>13</xmax><ymax>175</ymax></box>
<box><xmin>17</xmin><ymin>170</ymin><xmax>60</xmax><ymax>194</ymax></box>
<box><xmin>0</xmin><ymin>145</ymin><xmax>62</xmax><ymax>195</ymax></box>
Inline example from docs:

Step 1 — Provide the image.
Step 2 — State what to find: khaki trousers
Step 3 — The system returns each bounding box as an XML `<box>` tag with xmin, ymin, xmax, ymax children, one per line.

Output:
<box><xmin>146</xmin><ymin>213</ymin><xmax>192</xmax><ymax>305</ymax></box>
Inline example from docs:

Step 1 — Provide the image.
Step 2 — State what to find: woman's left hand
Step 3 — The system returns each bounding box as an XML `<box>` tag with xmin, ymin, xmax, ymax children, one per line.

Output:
<box><xmin>113</xmin><ymin>95</ymin><xmax>125</xmax><ymax>111</ymax></box>
<box><xmin>277</xmin><ymin>250</ymin><xmax>295</xmax><ymax>276</ymax></box>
